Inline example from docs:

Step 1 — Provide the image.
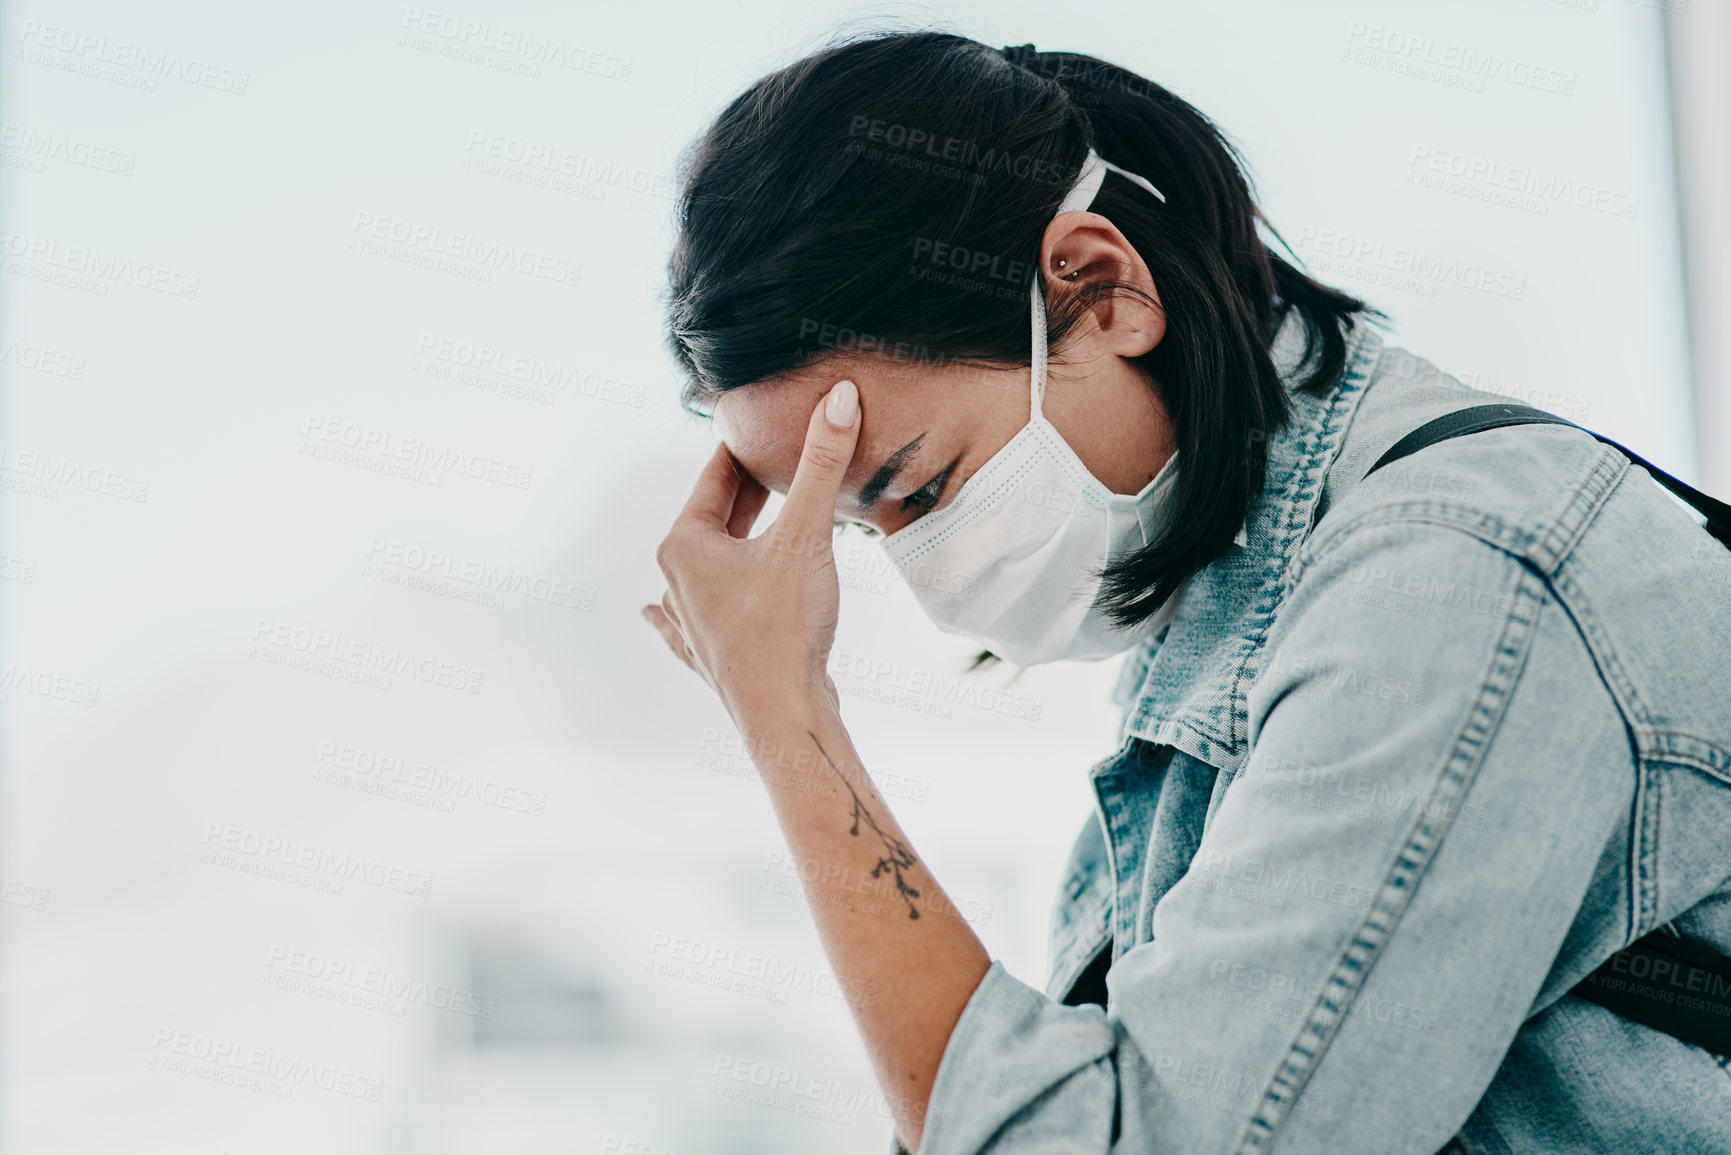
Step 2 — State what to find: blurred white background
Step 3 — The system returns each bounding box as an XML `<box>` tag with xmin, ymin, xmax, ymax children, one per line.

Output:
<box><xmin>0</xmin><ymin>1</ymin><xmax>1715</xmax><ymax>1152</ymax></box>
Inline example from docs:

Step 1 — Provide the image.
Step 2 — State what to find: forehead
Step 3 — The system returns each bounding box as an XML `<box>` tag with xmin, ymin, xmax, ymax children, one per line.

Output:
<box><xmin>712</xmin><ymin>373</ymin><xmax>831</xmax><ymax>495</ymax></box>
<box><xmin>712</xmin><ymin>354</ymin><xmax>928</xmax><ymax>496</ymax></box>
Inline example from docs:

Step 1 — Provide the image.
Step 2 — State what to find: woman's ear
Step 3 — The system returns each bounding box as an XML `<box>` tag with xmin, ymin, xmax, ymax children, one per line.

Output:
<box><xmin>1038</xmin><ymin>211</ymin><xmax>1166</xmax><ymax>357</ymax></box>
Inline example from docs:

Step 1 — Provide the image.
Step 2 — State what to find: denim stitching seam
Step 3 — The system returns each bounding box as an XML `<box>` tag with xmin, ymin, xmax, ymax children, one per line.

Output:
<box><xmin>1226</xmin><ymin>328</ymin><xmax>1381</xmax><ymax>751</ymax></box>
<box><xmin>1127</xmin><ymin>326</ymin><xmax>1382</xmax><ymax>759</ymax></box>
<box><xmin>1228</xmin><ymin>563</ymin><xmax>1545</xmax><ymax>1153</ymax></box>
<box><xmin>1637</xmin><ymin>762</ymin><xmax>1662</xmax><ymax>935</ymax></box>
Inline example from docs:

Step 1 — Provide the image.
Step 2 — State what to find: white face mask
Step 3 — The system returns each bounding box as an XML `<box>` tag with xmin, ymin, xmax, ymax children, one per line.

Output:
<box><xmin>878</xmin><ymin>149</ymin><xmax>1237</xmax><ymax>666</ymax></box>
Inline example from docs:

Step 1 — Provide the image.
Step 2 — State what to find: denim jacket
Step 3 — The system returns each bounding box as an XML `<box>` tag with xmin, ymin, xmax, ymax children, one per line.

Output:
<box><xmin>907</xmin><ymin>313</ymin><xmax>1731</xmax><ymax>1154</ymax></box>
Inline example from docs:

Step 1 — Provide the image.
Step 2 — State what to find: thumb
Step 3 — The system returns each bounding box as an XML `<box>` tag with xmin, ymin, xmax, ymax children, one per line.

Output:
<box><xmin>778</xmin><ymin>379</ymin><xmax>861</xmax><ymax>532</ymax></box>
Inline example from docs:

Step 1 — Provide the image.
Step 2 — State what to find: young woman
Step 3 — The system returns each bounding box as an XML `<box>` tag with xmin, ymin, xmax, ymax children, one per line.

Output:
<box><xmin>642</xmin><ymin>31</ymin><xmax>1731</xmax><ymax>1155</ymax></box>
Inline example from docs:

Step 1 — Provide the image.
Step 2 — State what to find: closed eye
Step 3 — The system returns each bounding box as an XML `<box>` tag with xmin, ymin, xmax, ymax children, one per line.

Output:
<box><xmin>900</xmin><ymin>455</ymin><xmax>962</xmax><ymax>519</ymax></box>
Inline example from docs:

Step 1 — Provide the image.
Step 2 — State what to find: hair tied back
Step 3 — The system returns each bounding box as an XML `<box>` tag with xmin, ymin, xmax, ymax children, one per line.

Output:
<box><xmin>998</xmin><ymin>43</ymin><xmax>1041</xmax><ymax>72</ymax></box>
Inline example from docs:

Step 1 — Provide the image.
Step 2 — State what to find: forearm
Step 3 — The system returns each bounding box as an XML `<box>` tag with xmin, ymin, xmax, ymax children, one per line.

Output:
<box><xmin>738</xmin><ymin>693</ymin><xmax>992</xmax><ymax>1153</ymax></box>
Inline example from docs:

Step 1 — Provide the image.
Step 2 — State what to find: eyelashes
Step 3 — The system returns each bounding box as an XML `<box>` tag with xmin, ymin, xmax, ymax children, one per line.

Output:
<box><xmin>900</xmin><ymin>476</ymin><xmax>943</xmax><ymax>514</ymax></box>
<box><xmin>838</xmin><ymin>454</ymin><xmax>963</xmax><ymax>537</ymax></box>
<box><xmin>899</xmin><ymin>456</ymin><xmax>961</xmax><ymax>519</ymax></box>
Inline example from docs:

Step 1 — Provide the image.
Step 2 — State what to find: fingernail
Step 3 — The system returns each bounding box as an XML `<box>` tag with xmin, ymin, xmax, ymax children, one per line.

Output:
<box><xmin>825</xmin><ymin>379</ymin><xmax>858</xmax><ymax>429</ymax></box>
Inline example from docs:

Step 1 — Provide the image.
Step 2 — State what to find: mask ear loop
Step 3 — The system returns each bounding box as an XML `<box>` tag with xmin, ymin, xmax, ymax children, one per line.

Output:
<box><xmin>1028</xmin><ymin>276</ymin><xmax>1049</xmax><ymax>421</ymax></box>
<box><xmin>1032</xmin><ymin>150</ymin><xmax>1167</xmax><ymax>423</ymax></box>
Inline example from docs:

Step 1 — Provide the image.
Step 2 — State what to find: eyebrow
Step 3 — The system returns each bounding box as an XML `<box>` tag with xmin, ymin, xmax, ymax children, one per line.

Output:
<box><xmin>855</xmin><ymin>432</ymin><xmax>927</xmax><ymax>511</ymax></box>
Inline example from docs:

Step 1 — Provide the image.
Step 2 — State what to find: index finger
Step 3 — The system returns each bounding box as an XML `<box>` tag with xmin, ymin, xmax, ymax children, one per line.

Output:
<box><xmin>777</xmin><ymin>379</ymin><xmax>861</xmax><ymax>533</ymax></box>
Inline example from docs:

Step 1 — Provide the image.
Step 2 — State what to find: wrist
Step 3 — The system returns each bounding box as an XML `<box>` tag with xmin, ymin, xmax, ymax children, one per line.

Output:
<box><xmin>728</xmin><ymin>678</ymin><xmax>840</xmax><ymax>747</ymax></box>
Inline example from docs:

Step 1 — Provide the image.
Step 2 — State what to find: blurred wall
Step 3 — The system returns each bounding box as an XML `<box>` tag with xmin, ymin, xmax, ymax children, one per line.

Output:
<box><xmin>0</xmin><ymin>2</ymin><xmax>1705</xmax><ymax>1152</ymax></box>
<box><xmin>1664</xmin><ymin>0</ymin><xmax>1731</xmax><ymax>494</ymax></box>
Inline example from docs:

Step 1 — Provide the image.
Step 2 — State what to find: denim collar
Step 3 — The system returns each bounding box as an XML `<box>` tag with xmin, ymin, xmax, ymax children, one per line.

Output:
<box><xmin>1109</xmin><ymin>309</ymin><xmax>1384</xmax><ymax>772</ymax></box>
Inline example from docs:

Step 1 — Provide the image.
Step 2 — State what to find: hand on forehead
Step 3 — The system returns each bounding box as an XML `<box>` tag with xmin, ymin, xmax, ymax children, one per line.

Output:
<box><xmin>713</xmin><ymin>355</ymin><xmax>1026</xmax><ymax>535</ymax></box>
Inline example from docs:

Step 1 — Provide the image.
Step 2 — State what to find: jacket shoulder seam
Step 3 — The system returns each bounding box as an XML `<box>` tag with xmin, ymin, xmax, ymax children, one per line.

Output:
<box><xmin>1298</xmin><ymin>445</ymin><xmax>1626</xmax><ymax>580</ymax></box>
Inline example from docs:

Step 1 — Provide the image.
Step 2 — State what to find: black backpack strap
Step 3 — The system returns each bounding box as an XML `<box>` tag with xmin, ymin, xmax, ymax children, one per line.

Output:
<box><xmin>1364</xmin><ymin>402</ymin><xmax>1731</xmax><ymax>549</ymax></box>
<box><xmin>1574</xmin><ymin>929</ymin><xmax>1731</xmax><ymax>1058</ymax></box>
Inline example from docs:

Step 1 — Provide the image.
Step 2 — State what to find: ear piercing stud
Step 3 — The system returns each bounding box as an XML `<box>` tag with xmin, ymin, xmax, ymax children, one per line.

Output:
<box><xmin>1056</xmin><ymin>259</ymin><xmax>1078</xmax><ymax>280</ymax></box>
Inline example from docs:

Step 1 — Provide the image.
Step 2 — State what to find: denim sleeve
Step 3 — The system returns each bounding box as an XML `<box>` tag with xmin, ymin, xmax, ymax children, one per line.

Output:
<box><xmin>912</xmin><ymin>517</ymin><xmax>1633</xmax><ymax>1155</ymax></box>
